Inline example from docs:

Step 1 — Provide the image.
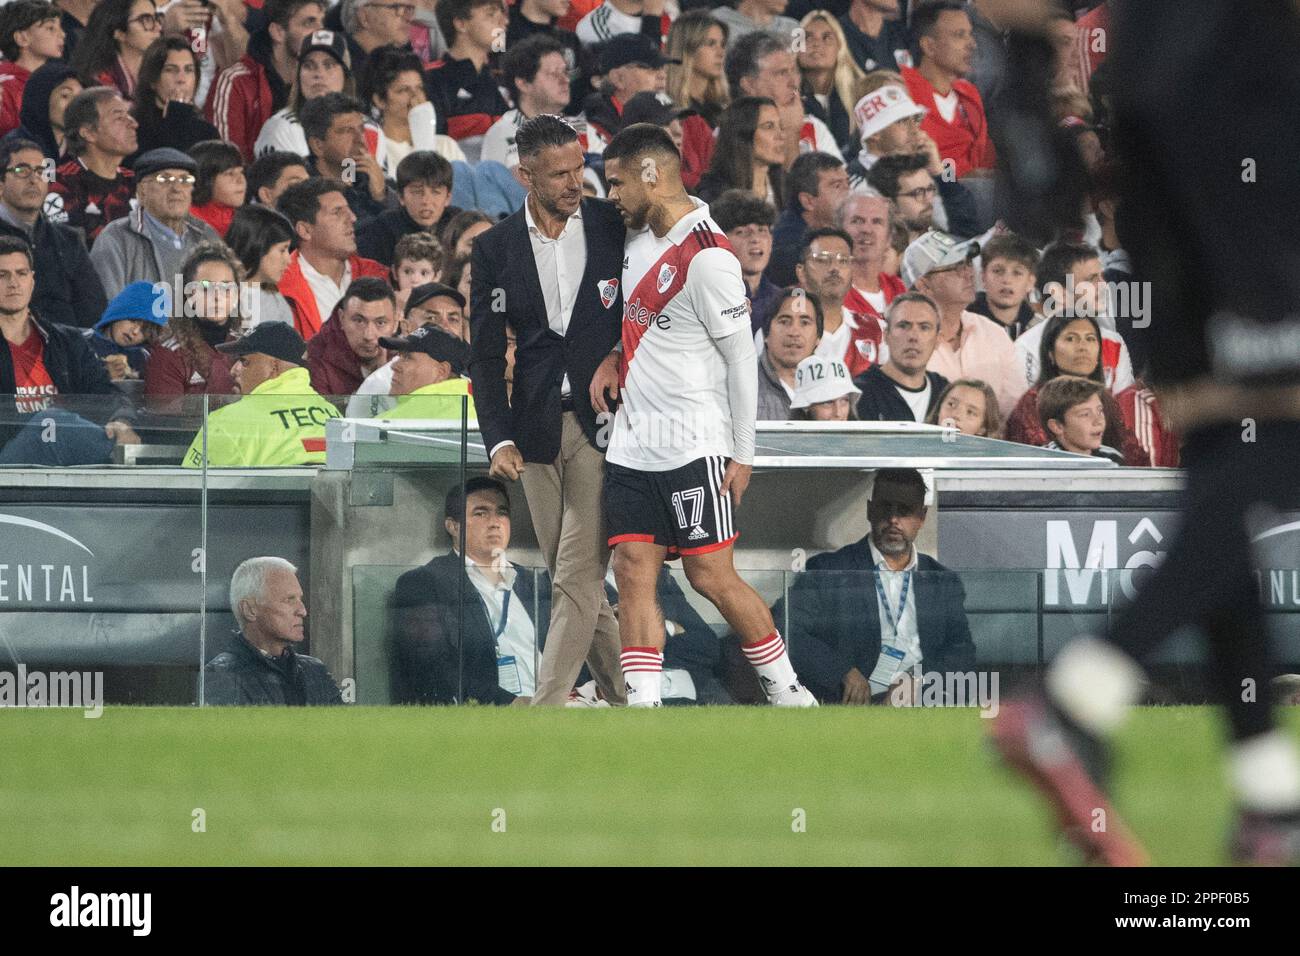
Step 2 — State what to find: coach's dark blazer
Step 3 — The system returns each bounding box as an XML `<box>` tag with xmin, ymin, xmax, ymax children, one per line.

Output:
<box><xmin>770</xmin><ymin>537</ymin><xmax>976</xmax><ymax>704</ymax></box>
<box><xmin>468</xmin><ymin>197</ymin><xmax>625</xmax><ymax>464</ymax></box>
<box><xmin>391</xmin><ymin>552</ymin><xmax>550</xmax><ymax>706</ymax></box>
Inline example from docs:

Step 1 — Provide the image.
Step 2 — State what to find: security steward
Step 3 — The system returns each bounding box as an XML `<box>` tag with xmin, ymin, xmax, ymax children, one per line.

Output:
<box><xmin>183</xmin><ymin>323</ymin><xmax>340</xmax><ymax>467</ymax></box>
<box><xmin>373</xmin><ymin>322</ymin><xmax>478</xmax><ymax>421</ymax></box>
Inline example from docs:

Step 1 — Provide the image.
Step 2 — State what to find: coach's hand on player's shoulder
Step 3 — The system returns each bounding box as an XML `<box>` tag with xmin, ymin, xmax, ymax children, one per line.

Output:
<box><xmin>719</xmin><ymin>460</ymin><xmax>752</xmax><ymax>506</ymax></box>
<box><xmin>590</xmin><ymin>351</ymin><xmax>620</xmax><ymax>414</ymax></box>
<box><xmin>490</xmin><ymin>444</ymin><xmax>526</xmax><ymax>481</ymax></box>
<box><xmin>842</xmin><ymin>667</ymin><xmax>872</xmax><ymax>705</ymax></box>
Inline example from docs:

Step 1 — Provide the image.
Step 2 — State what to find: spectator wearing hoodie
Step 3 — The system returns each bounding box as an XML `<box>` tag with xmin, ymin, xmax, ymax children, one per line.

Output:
<box><xmin>207</xmin><ymin>0</ymin><xmax>325</xmax><ymax>161</ymax></box>
<box><xmin>83</xmin><ymin>280</ymin><xmax>169</xmax><ymax>380</ymax></box>
<box><xmin>0</xmin><ymin>139</ymin><xmax>107</xmax><ymax>329</ymax></box>
<box><xmin>0</xmin><ymin>0</ymin><xmax>65</xmax><ymax>137</ymax></box>
<box><xmin>305</xmin><ymin>274</ymin><xmax>396</xmax><ymax>397</ymax></box>
<box><xmin>5</xmin><ymin>60</ymin><xmax>81</xmax><ymax>160</ymax></box>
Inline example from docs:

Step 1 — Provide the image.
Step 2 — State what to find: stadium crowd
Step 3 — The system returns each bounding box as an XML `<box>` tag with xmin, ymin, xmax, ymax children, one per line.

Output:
<box><xmin>0</xmin><ymin>0</ymin><xmax>1173</xmax><ymax>705</ymax></box>
<box><xmin>0</xmin><ymin>0</ymin><xmax>1166</xmax><ymax>468</ymax></box>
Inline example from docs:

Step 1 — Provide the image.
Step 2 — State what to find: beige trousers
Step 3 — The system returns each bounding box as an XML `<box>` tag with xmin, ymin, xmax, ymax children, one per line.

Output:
<box><xmin>521</xmin><ymin>412</ymin><xmax>625</xmax><ymax>705</ymax></box>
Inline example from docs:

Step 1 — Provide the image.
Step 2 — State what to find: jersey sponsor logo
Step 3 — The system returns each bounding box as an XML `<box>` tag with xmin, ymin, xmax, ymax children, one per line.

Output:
<box><xmin>598</xmin><ymin>278</ymin><xmax>618</xmax><ymax>309</ymax></box>
<box><xmin>656</xmin><ymin>264</ymin><xmax>676</xmax><ymax>293</ymax></box>
<box><xmin>624</xmin><ymin>297</ymin><xmax>671</xmax><ymax>331</ymax></box>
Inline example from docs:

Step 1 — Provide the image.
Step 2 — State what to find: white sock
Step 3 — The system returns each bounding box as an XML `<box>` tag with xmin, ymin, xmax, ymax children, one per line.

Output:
<box><xmin>1046</xmin><ymin>636</ymin><xmax>1145</xmax><ymax>736</ymax></box>
<box><xmin>621</xmin><ymin>647</ymin><xmax>662</xmax><ymax>708</ymax></box>
<box><xmin>743</xmin><ymin>632</ymin><xmax>798</xmax><ymax>695</ymax></box>
<box><xmin>1231</xmin><ymin>729</ymin><xmax>1300</xmax><ymax>813</ymax></box>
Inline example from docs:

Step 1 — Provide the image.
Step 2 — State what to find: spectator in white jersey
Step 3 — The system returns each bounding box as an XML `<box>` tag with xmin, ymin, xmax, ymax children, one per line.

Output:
<box><xmin>591</xmin><ymin>122</ymin><xmax>818</xmax><ymax>709</ymax></box>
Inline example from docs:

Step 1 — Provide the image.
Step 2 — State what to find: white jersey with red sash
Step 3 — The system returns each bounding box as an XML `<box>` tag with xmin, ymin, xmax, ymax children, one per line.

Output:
<box><xmin>609</xmin><ymin>199</ymin><xmax>751</xmax><ymax>472</ymax></box>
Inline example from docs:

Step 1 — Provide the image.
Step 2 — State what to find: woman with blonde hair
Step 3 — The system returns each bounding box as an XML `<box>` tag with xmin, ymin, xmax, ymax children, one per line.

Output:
<box><xmin>798</xmin><ymin>10</ymin><xmax>866</xmax><ymax>156</ymax></box>
<box><xmin>664</xmin><ymin>9</ymin><xmax>729</xmax><ymax>127</ymax></box>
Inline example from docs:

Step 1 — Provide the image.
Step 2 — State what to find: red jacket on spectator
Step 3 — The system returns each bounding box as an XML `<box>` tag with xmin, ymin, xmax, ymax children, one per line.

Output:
<box><xmin>902</xmin><ymin>66</ymin><xmax>995</xmax><ymax>179</ymax></box>
<box><xmin>143</xmin><ymin>328</ymin><xmax>238</xmax><ymax>414</ymax></box>
<box><xmin>191</xmin><ymin>201</ymin><xmax>236</xmax><ymax>237</ymax></box>
<box><xmin>1004</xmin><ymin>383</ymin><xmax>1150</xmax><ymax>465</ymax></box>
<box><xmin>0</xmin><ymin>61</ymin><xmax>31</xmax><ymax>136</ymax></box>
<box><xmin>680</xmin><ymin>114</ymin><xmax>714</xmax><ymax>191</ymax></box>
<box><xmin>1116</xmin><ymin>383</ymin><xmax>1179</xmax><ymax>467</ymax></box>
<box><xmin>206</xmin><ymin>53</ymin><xmax>275</xmax><ymax>161</ymax></box>
<box><xmin>306</xmin><ymin>312</ymin><xmax>370</xmax><ymax>398</ymax></box>
<box><xmin>279</xmin><ymin>250</ymin><xmax>388</xmax><ymax>341</ymax></box>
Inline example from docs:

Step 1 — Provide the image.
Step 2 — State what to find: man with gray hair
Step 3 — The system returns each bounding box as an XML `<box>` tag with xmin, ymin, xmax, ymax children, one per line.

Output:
<box><xmin>204</xmin><ymin>557</ymin><xmax>343</xmax><ymax>705</ymax></box>
<box><xmin>341</xmin><ymin>0</ymin><xmax>415</xmax><ymax>76</ymax></box>
<box><xmin>837</xmin><ymin>191</ymin><xmax>906</xmax><ymax>323</ymax></box>
<box><xmin>725</xmin><ymin>30</ymin><xmax>842</xmax><ymax>163</ymax></box>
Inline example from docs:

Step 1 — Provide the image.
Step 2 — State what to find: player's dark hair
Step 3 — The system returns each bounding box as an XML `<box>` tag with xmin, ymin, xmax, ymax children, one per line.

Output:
<box><xmin>865</xmin><ymin>152</ymin><xmax>930</xmax><ymax>199</ymax></box>
<box><xmin>604</xmin><ymin>122</ymin><xmax>679</xmax><ymax>166</ymax></box>
<box><xmin>787</xmin><ymin>151</ymin><xmax>843</xmax><ymax>212</ymax></box>
<box><xmin>1036</xmin><ymin>240</ymin><xmax>1099</xmax><ymax>296</ymax></box>
<box><xmin>763</xmin><ymin>286</ymin><xmax>824</xmax><ymax>340</ymax></box>
<box><xmin>710</xmin><ymin>189</ymin><xmax>776</xmax><ymax>233</ymax></box>
<box><xmin>799</xmin><ymin>226</ymin><xmax>854</xmax><ymax>262</ymax></box>
<box><xmin>515</xmin><ymin>113</ymin><xmax>578</xmax><ymax>162</ymax></box>
<box><xmin>341</xmin><ymin>275</ymin><xmax>396</xmax><ymax>311</ymax></box>
<box><xmin>502</xmin><ymin>34</ymin><xmax>567</xmax><ymax>99</ymax></box>
<box><xmin>300</xmin><ymin>92</ymin><xmax>366</xmax><ymax>145</ymax></box>
<box><xmin>396</xmin><ymin>150</ymin><xmax>453</xmax><ymax>192</ymax></box>
<box><xmin>0</xmin><ymin>0</ymin><xmax>57</xmax><ymax>63</ymax></box>
<box><xmin>277</xmin><ymin>177</ymin><xmax>347</xmax><ymax>227</ymax></box>
<box><xmin>248</xmin><ymin>151</ymin><xmax>309</xmax><ymax>204</ymax></box>
<box><xmin>444</xmin><ymin>476</ymin><xmax>509</xmax><ymax>521</ymax></box>
<box><xmin>188</xmin><ymin>139</ymin><xmax>244</xmax><ymax>206</ymax></box>
<box><xmin>1037</xmin><ymin>312</ymin><xmax>1104</xmax><ymax>386</ymax></box>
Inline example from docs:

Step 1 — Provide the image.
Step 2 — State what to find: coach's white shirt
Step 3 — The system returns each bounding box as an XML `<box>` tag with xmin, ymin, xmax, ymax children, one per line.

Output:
<box><xmin>527</xmin><ymin>195</ymin><xmax>586</xmax><ymax>398</ymax></box>
<box><xmin>868</xmin><ymin>539</ymin><xmax>921</xmax><ymax>674</ymax></box>
<box><xmin>464</xmin><ymin>556</ymin><xmax>537</xmax><ymax>699</ymax></box>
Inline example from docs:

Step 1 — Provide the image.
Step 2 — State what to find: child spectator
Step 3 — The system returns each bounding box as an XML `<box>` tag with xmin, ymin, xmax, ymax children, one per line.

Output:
<box><xmin>1039</xmin><ymin>375</ymin><xmax>1130</xmax><ymax>464</ymax></box>
<box><xmin>84</xmin><ymin>280</ymin><xmax>169</xmax><ymax>381</ymax></box>
<box><xmin>226</xmin><ymin>204</ymin><xmax>296</xmax><ymax>330</ymax></box>
<box><xmin>969</xmin><ymin>233</ymin><xmax>1039</xmax><ymax>340</ymax></box>
<box><xmin>0</xmin><ymin>0</ymin><xmax>65</xmax><ymax>137</ymax></box>
<box><xmin>927</xmin><ymin>377</ymin><xmax>1001</xmax><ymax>437</ymax></box>
<box><xmin>440</xmin><ymin>208</ymin><xmax>492</xmax><ymax>261</ymax></box>
<box><xmin>189</xmin><ymin>140</ymin><xmax>247</xmax><ymax>238</ymax></box>
<box><xmin>391</xmin><ymin>231</ymin><xmax>444</xmax><ymax>312</ymax></box>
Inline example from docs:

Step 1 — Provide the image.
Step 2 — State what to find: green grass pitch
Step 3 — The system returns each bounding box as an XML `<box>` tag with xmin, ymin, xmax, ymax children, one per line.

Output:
<box><xmin>2</xmin><ymin>706</ymin><xmax>1292</xmax><ymax>866</ymax></box>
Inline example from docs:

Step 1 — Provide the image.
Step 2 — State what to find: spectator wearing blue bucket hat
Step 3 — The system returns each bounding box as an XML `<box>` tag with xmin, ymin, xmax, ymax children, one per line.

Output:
<box><xmin>82</xmin><ymin>279</ymin><xmax>170</xmax><ymax>381</ymax></box>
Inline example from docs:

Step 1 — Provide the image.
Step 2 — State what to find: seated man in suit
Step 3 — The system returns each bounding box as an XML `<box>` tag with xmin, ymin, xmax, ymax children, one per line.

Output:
<box><xmin>773</xmin><ymin>468</ymin><xmax>976</xmax><ymax>705</ymax></box>
<box><xmin>392</xmin><ymin>477</ymin><xmax>547</xmax><ymax>705</ymax></box>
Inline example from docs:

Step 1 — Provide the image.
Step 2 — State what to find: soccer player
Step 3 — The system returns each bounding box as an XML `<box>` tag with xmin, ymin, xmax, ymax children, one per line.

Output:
<box><xmin>590</xmin><ymin>123</ymin><xmax>816</xmax><ymax>708</ymax></box>
<box><xmin>987</xmin><ymin>0</ymin><xmax>1300</xmax><ymax>865</ymax></box>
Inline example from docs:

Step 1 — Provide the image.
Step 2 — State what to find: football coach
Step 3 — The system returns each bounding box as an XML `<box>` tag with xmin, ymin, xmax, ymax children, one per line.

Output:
<box><xmin>468</xmin><ymin>114</ymin><xmax>626</xmax><ymax>706</ymax></box>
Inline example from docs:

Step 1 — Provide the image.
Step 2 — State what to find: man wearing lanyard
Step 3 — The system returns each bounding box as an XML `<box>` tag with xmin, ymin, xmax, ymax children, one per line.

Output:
<box><xmin>775</xmin><ymin>468</ymin><xmax>976</xmax><ymax>705</ymax></box>
<box><xmin>392</xmin><ymin>477</ymin><xmax>548</xmax><ymax>704</ymax></box>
